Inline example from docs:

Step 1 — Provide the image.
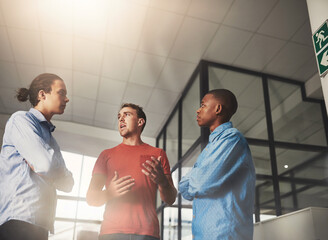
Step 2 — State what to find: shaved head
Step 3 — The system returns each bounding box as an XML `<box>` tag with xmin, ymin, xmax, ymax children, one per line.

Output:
<box><xmin>207</xmin><ymin>89</ymin><xmax>238</xmax><ymax>121</ymax></box>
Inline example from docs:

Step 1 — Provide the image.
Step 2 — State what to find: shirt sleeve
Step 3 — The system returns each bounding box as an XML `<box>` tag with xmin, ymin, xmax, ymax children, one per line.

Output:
<box><xmin>10</xmin><ymin>114</ymin><xmax>60</xmax><ymax>175</ymax></box>
<box><xmin>50</xmin><ymin>139</ymin><xmax>74</xmax><ymax>192</ymax></box>
<box><xmin>179</xmin><ymin>131</ymin><xmax>250</xmax><ymax>200</ymax></box>
<box><xmin>160</xmin><ymin>149</ymin><xmax>171</xmax><ymax>175</ymax></box>
<box><xmin>9</xmin><ymin>114</ymin><xmax>74</xmax><ymax>192</ymax></box>
<box><xmin>92</xmin><ymin>150</ymin><xmax>109</xmax><ymax>176</ymax></box>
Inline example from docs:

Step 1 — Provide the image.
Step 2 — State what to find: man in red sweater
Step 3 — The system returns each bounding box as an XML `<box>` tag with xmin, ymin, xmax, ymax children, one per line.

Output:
<box><xmin>87</xmin><ymin>103</ymin><xmax>177</xmax><ymax>240</ymax></box>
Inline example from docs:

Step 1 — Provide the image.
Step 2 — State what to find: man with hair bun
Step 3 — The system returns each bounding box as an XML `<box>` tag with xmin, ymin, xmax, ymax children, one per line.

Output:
<box><xmin>0</xmin><ymin>73</ymin><xmax>74</xmax><ymax>240</ymax></box>
<box><xmin>179</xmin><ymin>89</ymin><xmax>255</xmax><ymax>240</ymax></box>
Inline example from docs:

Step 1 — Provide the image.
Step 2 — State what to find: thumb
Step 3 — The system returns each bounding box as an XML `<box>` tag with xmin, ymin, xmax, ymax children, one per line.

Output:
<box><xmin>112</xmin><ymin>171</ymin><xmax>118</xmax><ymax>181</ymax></box>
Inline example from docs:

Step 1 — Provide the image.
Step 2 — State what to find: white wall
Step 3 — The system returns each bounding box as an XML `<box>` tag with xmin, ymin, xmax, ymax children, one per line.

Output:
<box><xmin>254</xmin><ymin>207</ymin><xmax>328</xmax><ymax>240</ymax></box>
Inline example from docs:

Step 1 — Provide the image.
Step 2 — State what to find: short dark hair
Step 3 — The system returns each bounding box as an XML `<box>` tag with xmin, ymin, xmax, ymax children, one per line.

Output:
<box><xmin>16</xmin><ymin>73</ymin><xmax>63</xmax><ymax>107</ymax></box>
<box><xmin>120</xmin><ymin>103</ymin><xmax>147</xmax><ymax>132</ymax></box>
<box><xmin>207</xmin><ymin>89</ymin><xmax>238</xmax><ymax>121</ymax></box>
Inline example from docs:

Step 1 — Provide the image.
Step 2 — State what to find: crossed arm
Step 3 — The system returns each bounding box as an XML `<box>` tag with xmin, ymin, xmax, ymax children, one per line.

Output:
<box><xmin>11</xmin><ymin>115</ymin><xmax>74</xmax><ymax>192</ymax></box>
<box><xmin>179</xmin><ymin>132</ymin><xmax>249</xmax><ymax>201</ymax></box>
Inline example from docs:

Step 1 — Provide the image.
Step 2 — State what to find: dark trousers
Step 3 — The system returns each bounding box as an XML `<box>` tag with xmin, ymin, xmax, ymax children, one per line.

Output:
<box><xmin>99</xmin><ymin>233</ymin><xmax>159</xmax><ymax>240</ymax></box>
<box><xmin>0</xmin><ymin>220</ymin><xmax>48</xmax><ymax>240</ymax></box>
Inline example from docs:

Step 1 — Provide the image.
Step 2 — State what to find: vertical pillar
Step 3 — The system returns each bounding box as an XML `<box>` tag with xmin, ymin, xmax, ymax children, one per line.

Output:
<box><xmin>306</xmin><ymin>0</ymin><xmax>328</xmax><ymax>113</ymax></box>
<box><xmin>177</xmin><ymin>101</ymin><xmax>182</xmax><ymax>240</ymax></box>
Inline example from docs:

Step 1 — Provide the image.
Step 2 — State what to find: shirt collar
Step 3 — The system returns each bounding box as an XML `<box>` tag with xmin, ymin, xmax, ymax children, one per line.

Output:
<box><xmin>209</xmin><ymin>121</ymin><xmax>232</xmax><ymax>143</ymax></box>
<box><xmin>29</xmin><ymin>108</ymin><xmax>56</xmax><ymax>132</ymax></box>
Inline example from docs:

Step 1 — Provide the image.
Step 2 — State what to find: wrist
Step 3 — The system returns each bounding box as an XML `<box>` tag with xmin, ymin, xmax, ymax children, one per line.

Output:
<box><xmin>159</xmin><ymin>179</ymin><xmax>169</xmax><ymax>189</ymax></box>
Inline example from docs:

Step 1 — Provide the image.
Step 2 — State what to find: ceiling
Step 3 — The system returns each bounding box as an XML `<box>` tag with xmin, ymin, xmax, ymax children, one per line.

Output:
<box><xmin>0</xmin><ymin>0</ymin><xmax>321</xmax><ymax>138</ymax></box>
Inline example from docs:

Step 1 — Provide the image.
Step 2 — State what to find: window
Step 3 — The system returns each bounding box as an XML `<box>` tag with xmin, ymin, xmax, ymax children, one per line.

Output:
<box><xmin>156</xmin><ymin>60</ymin><xmax>328</xmax><ymax>238</ymax></box>
<box><xmin>50</xmin><ymin>152</ymin><xmax>103</xmax><ymax>240</ymax></box>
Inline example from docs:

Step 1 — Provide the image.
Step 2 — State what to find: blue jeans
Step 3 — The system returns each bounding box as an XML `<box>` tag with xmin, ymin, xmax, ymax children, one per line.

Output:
<box><xmin>99</xmin><ymin>233</ymin><xmax>159</xmax><ymax>240</ymax></box>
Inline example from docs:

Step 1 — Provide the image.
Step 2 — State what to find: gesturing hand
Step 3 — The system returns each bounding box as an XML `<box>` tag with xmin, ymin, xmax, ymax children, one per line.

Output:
<box><xmin>141</xmin><ymin>156</ymin><xmax>169</xmax><ymax>187</ymax></box>
<box><xmin>106</xmin><ymin>171</ymin><xmax>135</xmax><ymax>200</ymax></box>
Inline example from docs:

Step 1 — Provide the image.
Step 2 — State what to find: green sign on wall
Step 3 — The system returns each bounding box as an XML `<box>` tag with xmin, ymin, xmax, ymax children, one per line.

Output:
<box><xmin>316</xmin><ymin>45</ymin><xmax>328</xmax><ymax>76</ymax></box>
<box><xmin>313</xmin><ymin>20</ymin><xmax>328</xmax><ymax>77</ymax></box>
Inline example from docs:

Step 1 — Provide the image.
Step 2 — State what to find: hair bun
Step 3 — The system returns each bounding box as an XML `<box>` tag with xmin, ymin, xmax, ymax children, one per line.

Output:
<box><xmin>16</xmin><ymin>87</ymin><xmax>29</xmax><ymax>102</ymax></box>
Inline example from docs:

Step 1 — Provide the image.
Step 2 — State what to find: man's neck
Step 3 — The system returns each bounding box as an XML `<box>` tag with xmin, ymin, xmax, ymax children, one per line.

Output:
<box><xmin>34</xmin><ymin>106</ymin><xmax>52</xmax><ymax>122</ymax></box>
<box><xmin>122</xmin><ymin>135</ymin><xmax>143</xmax><ymax>146</ymax></box>
<box><xmin>209</xmin><ymin>118</ymin><xmax>230</xmax><ymax>132</ymax></box>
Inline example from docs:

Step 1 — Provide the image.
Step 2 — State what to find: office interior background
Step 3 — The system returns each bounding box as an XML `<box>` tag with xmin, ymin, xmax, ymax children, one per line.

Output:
<box><xmin>0</xmin><ymin>0</ymin><xmax>327</xmax><ymax>239</ymax></box>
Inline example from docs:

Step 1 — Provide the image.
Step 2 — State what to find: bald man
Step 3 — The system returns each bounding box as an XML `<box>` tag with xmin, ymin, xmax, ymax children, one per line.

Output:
<box><xmin>179</xmin><ymin>89</ymin><xmax>255</xmax><ymax>240</ymax></box>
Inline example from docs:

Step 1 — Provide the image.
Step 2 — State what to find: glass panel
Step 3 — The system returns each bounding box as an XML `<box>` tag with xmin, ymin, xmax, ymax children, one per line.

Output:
<box><xmin>76</xmin><ymin>201</ymin><xmax>104</xmax><ymax>221</ymax></box>
<box><xmin>156</xmin><ymin>189</ymin><xmax>162</xmax><ymax>208</ymax></box>
<box><xmin>293</xmin><ymin>151</ymin><xmax>328</xmax><ymax>180</ymax></box>
<box><xmin>279</xmin><ymin>181</ymin><xmax>295</xmax><ymax>214</ymax></box>
<box><xmin>163</xmin><ymin>207</ymin><xmax>178</xmax><ymax>240</ymax></box>
<box><xmin>269</xmin><ymin>80</ymin><xmax>327</xmax><ymax>146</ymax></box>
<box><xmin>158</xmin><ymin>210</ymin><xmax>163</xmax><ymax>239</ymax></box>
<box><xmin>276</xmin><ymin>148</ymin><xmax>320</xmax><ymax>176</ymax></box>
<box><xmin>257</xmin><ymin>180</ymin><xmax>276</xmax><ymax>219</ymax></box>
<box><xmin>166</xmin><ymin>110</ymin><xmax>179</xmax><ymax>168</ymax></box>
<box><xmin>181</xmin><ymin>145</ymin><xmax>201</xmax><ymax>205</ymax></box>
<box><xmin>250</xmin><ymin>145</ymin><xmax>271</xmax><ymax>175</ymax></box>
<box><xmin>79</xmin><ymin>156</ymin><xmax>97</xmax><ymax>198</ymax></box>
<box><xmin>51</xmin><ymin>153</ymin><xmax>103</xmax><ymax>240</ymax></box>
<box><xmin>209</xmin><ymin>67</ymin><xmax>267</xmax><ymax>139</ymax></box>
<box><xmin>49</xmin><ymin>221</ymin><xmax>74</xmax><ymax>240</ymax></box>
<box><xmin>182</xmin><ymin>74</ymin><xmax>200</xmax><ymax>156</ymax></box>
<box><xmin>56</xmin><ymin>199</ymin><xmax>78</xmax><ymax>219</ymax></box>
<box><xmin>297</xmin><ymin>186</ymin><xmax>328</xmax><ymax>209</ymax></box>
<box><xmin>181</xmin><ymin>144</ymin><xmax>201</xmax><ymax>168</ymax></box>
<box><xmin>181</xmin><ymin>207</ymin><xmax>193</xmax><ymax>240</ymax></box>
<box><xmin>59</xmin><ymin>151</ymin><xmax>83</xmax><ymax>197</ymax></box>
<box><xmin>259</xmin><ymin>150</ymin><xmax>328</xmax><ymax>217</ymax></box>
<box><xmin>171</xmin><ymin>170</ymin><xmax>179</xmax><ymax>205</ymax></box>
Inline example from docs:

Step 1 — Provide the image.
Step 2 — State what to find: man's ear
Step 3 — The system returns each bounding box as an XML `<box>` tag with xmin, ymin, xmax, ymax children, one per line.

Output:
<box><xmin>215</xmin><ymin>104</ymin><xmax>223</xmax><ymax>115</ymax></box>
<box><xmin>38</xmin><ymin>90</ymin><xmax>46</xmax><ymax>101</ymax></box>
<box><xmin>138</xmin><ymin>118</ymin><xmax>145</xmax><ymax>127</ymax></box>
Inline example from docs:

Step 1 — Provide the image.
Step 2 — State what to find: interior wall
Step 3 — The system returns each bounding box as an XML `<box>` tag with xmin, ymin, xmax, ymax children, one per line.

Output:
<box><xmin>254</xmin><ymin>207</ymin><xmax>328</xmax><ymax>240</ymax></box>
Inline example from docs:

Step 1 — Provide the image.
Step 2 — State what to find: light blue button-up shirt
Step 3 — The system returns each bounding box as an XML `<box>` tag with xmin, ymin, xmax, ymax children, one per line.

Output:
<box><xmin>0</xmin><ymin>108</ymin><xmax>73</xmax><ymax>233</ymax></box>
<box><xmin>179</xmin><ymin>122</ymin><xmax>255</xmax><ymax>240</ymax></box>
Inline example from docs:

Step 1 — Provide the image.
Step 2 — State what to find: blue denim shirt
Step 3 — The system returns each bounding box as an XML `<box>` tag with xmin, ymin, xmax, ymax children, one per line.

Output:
<box><xmin>0</xmin><ymin>108</ymin><xmax>73</xmax><ymax>233</ymax></box>
<box><xmin>179</xmin><ymin>122</ymin><xmax>255</xmax><ymax>240</ymax></box>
